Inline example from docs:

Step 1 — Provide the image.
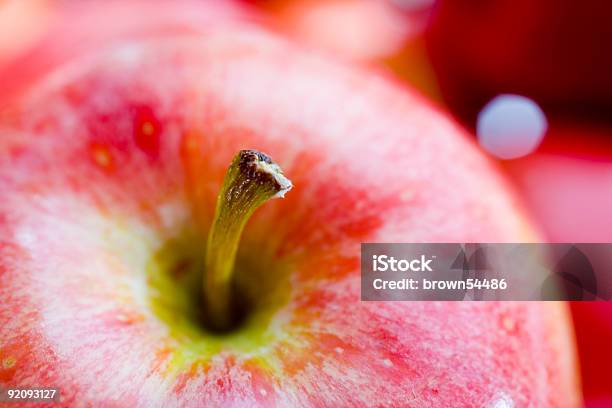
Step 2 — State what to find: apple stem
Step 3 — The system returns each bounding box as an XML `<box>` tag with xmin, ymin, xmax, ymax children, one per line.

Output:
<box><xmin>204</xmin><ymin>150</ymin><xmax>292</xmax><ymax>331</ymax></box>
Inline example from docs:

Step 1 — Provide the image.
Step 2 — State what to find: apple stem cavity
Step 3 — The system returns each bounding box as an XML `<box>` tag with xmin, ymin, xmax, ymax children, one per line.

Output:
<box><xmin>204</xmin><ymin>149</ymin><xmax>292</xmax><ymax>332</ymax></box>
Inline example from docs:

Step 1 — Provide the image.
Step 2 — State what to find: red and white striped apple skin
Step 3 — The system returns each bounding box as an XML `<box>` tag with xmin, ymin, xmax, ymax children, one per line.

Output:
<box><xmin>0</xmin><ymin>3</ymin><xmax>580</xmax><ymax>407</ymax></box>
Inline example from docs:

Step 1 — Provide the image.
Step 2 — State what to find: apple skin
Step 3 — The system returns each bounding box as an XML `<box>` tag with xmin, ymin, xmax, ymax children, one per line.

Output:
<box><xmin>0</xmin><ymin>2</ymin><xmax>580</xmax><ymax>407</ymax></box>
<box><xmin>503</xmin><ymin>124</ymin><xmax>612</xmax><ymax>406</ymax></box>
<box><xmin>426</xmin><ymin>0</ymin><xmax>612</xmax><ymax>124</ymax></box>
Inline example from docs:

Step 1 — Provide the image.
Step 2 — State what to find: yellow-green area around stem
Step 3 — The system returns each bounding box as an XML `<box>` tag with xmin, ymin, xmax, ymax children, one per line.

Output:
<box><xmin>146</xmin><ymin>227</ymin><xmax>293</xmax><ymax>375</ymax></box>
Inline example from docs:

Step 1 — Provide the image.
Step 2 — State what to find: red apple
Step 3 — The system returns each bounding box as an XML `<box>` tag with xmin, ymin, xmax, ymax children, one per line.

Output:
<box><xmin>0</xmin><ymin>2</ymin><xmax>580</xmax><ymax>406</ymax></box>
<box><xmin>426</xmin><ymin>0</ymin><xmax>612</xmax><ymax>124</ymax></box>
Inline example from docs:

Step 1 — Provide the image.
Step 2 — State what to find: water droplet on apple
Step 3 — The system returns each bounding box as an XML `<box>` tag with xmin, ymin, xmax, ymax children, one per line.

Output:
<box><xmin>477</xmin><ymin>94</ymin><xmax>547</xmax><ymax>160</ymax></box>
<box><xmin>116</xmin><ymin>311</ymin><xmax>144</xmax><ymax>325</ymax></box>
<box><xmin>487</xmin><ymin>391</ymin><xmax>515</xmax><ymax>408</ymax></box>
<box><xmin>113</xmin><ymin>43</ymin><xmax>143</xmax><ymax>65</ymax></box>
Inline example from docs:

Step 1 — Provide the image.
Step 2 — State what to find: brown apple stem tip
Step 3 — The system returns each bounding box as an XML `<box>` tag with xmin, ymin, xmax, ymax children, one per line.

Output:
<box><xmin>204</xmin><ymin>150</ymin><xmax>292</xmax><ymax>331</ymax></box>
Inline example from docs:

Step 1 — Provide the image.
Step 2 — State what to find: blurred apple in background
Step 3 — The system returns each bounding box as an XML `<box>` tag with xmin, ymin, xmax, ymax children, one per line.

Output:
<box><xmin>242</xmin><ymin>0</ymin><xmax>441</xmax><ymax>101</ymax></box>
<box><xmin>426</xmin><ymin>0</ymin><xmax>612</xmax><ymax>126</ymax></box>
<box><xmin>249</xmin><ymin>0</ymin><xmax>417</xmax><ymax>61</ymax></box>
